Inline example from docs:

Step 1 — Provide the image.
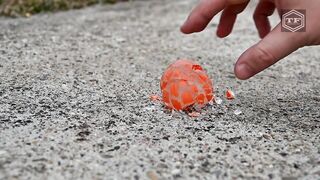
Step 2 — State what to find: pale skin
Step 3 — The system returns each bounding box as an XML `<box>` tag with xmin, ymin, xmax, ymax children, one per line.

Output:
<box><xmin>181</xmin><ymin>0</ymin><xmax>320</xmax><ymax>80</ymax></box>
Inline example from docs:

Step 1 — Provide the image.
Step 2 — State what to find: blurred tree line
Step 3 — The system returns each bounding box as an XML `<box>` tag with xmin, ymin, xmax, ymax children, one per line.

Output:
<box><xmin>0</xmin><ymin>0</ymin><xmax>124</xmax><ymax>17</ymax></box>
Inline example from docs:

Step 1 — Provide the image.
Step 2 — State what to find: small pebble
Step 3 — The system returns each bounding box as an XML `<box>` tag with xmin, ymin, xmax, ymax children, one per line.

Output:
<box><xmin>147</xmin><ymin>170</ymin><xmax>158</xmax><ymax>180</ymax></box>
<box><xmin>116</xmin><ymin>37</ymin><xmax>126</xmax><ymax>43</ymax></box>
<box><xmin>0</xmin><ymin>150</ymin><xmax>8</xmax><ymax>156</ymax></box>
<box><xmin>263</xmin><ymin>134</ymin><xmax>272</xmax><ymax>140</ymax></box>
<box><xmin>171</xmin><ymin>169</ymin><xmax>181</xmax><ymax>176</ymax></box>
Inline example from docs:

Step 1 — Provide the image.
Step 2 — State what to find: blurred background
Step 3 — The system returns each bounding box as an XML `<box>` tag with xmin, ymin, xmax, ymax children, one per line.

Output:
<box><xmin>0</xmin><ymin>0</ymin><xmax>128</xmax><ymax>17</ymax></box>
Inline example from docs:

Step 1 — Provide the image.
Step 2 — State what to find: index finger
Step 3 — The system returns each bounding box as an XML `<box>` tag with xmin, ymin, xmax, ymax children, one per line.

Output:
<box><xmin>181</xmin><ymin>0</ymin><xmax>227</xmax><ymax>34</ymax></box>
<box><xmin>234</xmin><ymin>24</ymin><xmax>305</xmax><ymax>80</ymax></box>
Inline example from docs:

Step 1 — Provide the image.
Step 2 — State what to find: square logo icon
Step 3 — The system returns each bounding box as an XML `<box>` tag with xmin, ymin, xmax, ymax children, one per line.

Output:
<box><xmin>281</xmin><ymin>9</ymin><xmax>306</xmax><ymax>32</ymax></box>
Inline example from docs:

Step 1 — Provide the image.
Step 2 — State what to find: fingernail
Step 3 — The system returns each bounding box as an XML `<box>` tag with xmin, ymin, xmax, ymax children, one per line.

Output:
<box><xmin>235</xmin><ymin>63</ymin><xmax>253</xmax><ymax>80</ymax></box>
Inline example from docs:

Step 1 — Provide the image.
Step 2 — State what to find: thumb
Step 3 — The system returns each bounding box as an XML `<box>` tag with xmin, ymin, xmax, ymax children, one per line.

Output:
<box><xmin>234</xmin><ymin>24</ymin><xmax>306</xmax><ymax>80</ymax></box>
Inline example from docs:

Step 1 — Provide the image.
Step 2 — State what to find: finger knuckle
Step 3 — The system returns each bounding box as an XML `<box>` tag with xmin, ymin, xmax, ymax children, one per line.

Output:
<box><xmin>254</xmin><ymin>45</ymin><xmax>276</xmax><ymax>66</ymax></box>
<box><xmin>198</xmin><ymin>12</ymin><xmax>212</xmax><ymax>23</ymax></box>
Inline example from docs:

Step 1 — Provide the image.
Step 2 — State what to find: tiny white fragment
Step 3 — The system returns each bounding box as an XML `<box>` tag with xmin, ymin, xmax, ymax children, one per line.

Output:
<box><xmin>234</xmin><ymin>109</ymin><xmax>242</xmax><ymax>115</ymax></box>
<box><xmin>215</xmin><ymin>97</ymin><xmax>222</xmax><ymax>105</ymax></box>
<box><xmin>144</xmin><ymin>106</ymin><xmax>156</xmax><ymax>111</ymax></box>
<box><xmin>188</xmin><ymin>112</ymin><xmax>200</xmax><ymax>117</ymax></box>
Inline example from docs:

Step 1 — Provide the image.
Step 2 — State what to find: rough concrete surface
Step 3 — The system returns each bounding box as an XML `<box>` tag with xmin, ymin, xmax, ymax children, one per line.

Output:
<box><xmin>0</xmin><ymin>0</ymin><xmax>319</xmax><ymax>179</ymax></box>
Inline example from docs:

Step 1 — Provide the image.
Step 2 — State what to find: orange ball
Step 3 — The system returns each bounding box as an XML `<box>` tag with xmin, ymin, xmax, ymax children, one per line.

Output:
<box><xmin>160</xmin><ymin>59</ymin><xmax>214</xmax><ymax>110</ymax></box>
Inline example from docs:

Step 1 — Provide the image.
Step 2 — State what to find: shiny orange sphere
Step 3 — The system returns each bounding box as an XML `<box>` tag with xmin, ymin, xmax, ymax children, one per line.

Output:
<box><xmin>160</xmin><ymin>59</ymin><xmax>214</xmax><ymax>110</ymax></box>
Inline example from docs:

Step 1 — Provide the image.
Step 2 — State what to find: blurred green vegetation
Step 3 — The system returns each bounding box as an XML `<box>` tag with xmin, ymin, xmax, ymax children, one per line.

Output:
<box><xmin>0</xmin><ymin>0</ymin><xmax>121</xmax><ymax>17</ymax></box>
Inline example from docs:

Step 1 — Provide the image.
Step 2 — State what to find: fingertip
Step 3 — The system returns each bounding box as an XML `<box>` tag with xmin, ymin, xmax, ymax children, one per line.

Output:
<box><xmin>180</xmin><ymin>0</ymin><xmax>227</xmax><ymax>35</ymax></box>
<box><xmin>180</xmin><ymin>18</ymin><xmax>206</xmax><ymax>34</ymax></box>
<box><xmin>182</xmin><ymin>24</ymin><xmax>209</xmax><ymax>34</ymax></box>
<box><xmin>216</xmin><ymin>27</ymin><xmax>231</xmax><ymax>38</ymax></box>
<box><xmin>180</xmin><ymin>26</ymin><xmax>200</xmax><ymax>34</ymax></box>
<box><xmin>216</xmin><ymin>31</ymin><xmax>224</xmax><ymax>38</ymax></box>
<box><xmin>216</xmin><ymin>31</ymin><xmax>226</xmax><ymax>38</ymax></box>
<box><xmin>234</xmin><ymin>63</ymin><xmax>253</xmax><ymax>80</ymax></box>
<box><xmin>180</xmin><ymin>18</ymin><xmax>192</xmax><ymax>34</ymax></box>
<box><xmin>216</xmin><ymin>28</ymin><xmax>223</xmax><ymax>38</ymax></box>
<box><xmin>180</xmin><ymin>25</ymin><xmax>189</xmax><ymax>34</ymax></box>
<box><xmin>234</xmin><ymin>50</ymin><xmax>255</xmax><ymax>80</ymax></box>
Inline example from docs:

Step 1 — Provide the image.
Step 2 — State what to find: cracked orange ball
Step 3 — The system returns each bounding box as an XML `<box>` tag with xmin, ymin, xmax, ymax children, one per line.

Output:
<box><xmin>160</xmin><ymin>59</ymin><xmax>214</xmax><ymax>110</ymax></box>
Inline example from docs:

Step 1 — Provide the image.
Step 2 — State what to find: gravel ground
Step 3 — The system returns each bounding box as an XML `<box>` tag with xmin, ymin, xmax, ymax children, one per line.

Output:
<box><xmin>0</xmin><ymin>0</ymin><xmax>319</xmax><ymax>179</ymax></box>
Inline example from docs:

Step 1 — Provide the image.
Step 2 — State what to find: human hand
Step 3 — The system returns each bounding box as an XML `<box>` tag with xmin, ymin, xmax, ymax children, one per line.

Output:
<box><xmin>181</xmin><ymin>0</ymin><xmax>320</xmax><ymax>80</ymax></box>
